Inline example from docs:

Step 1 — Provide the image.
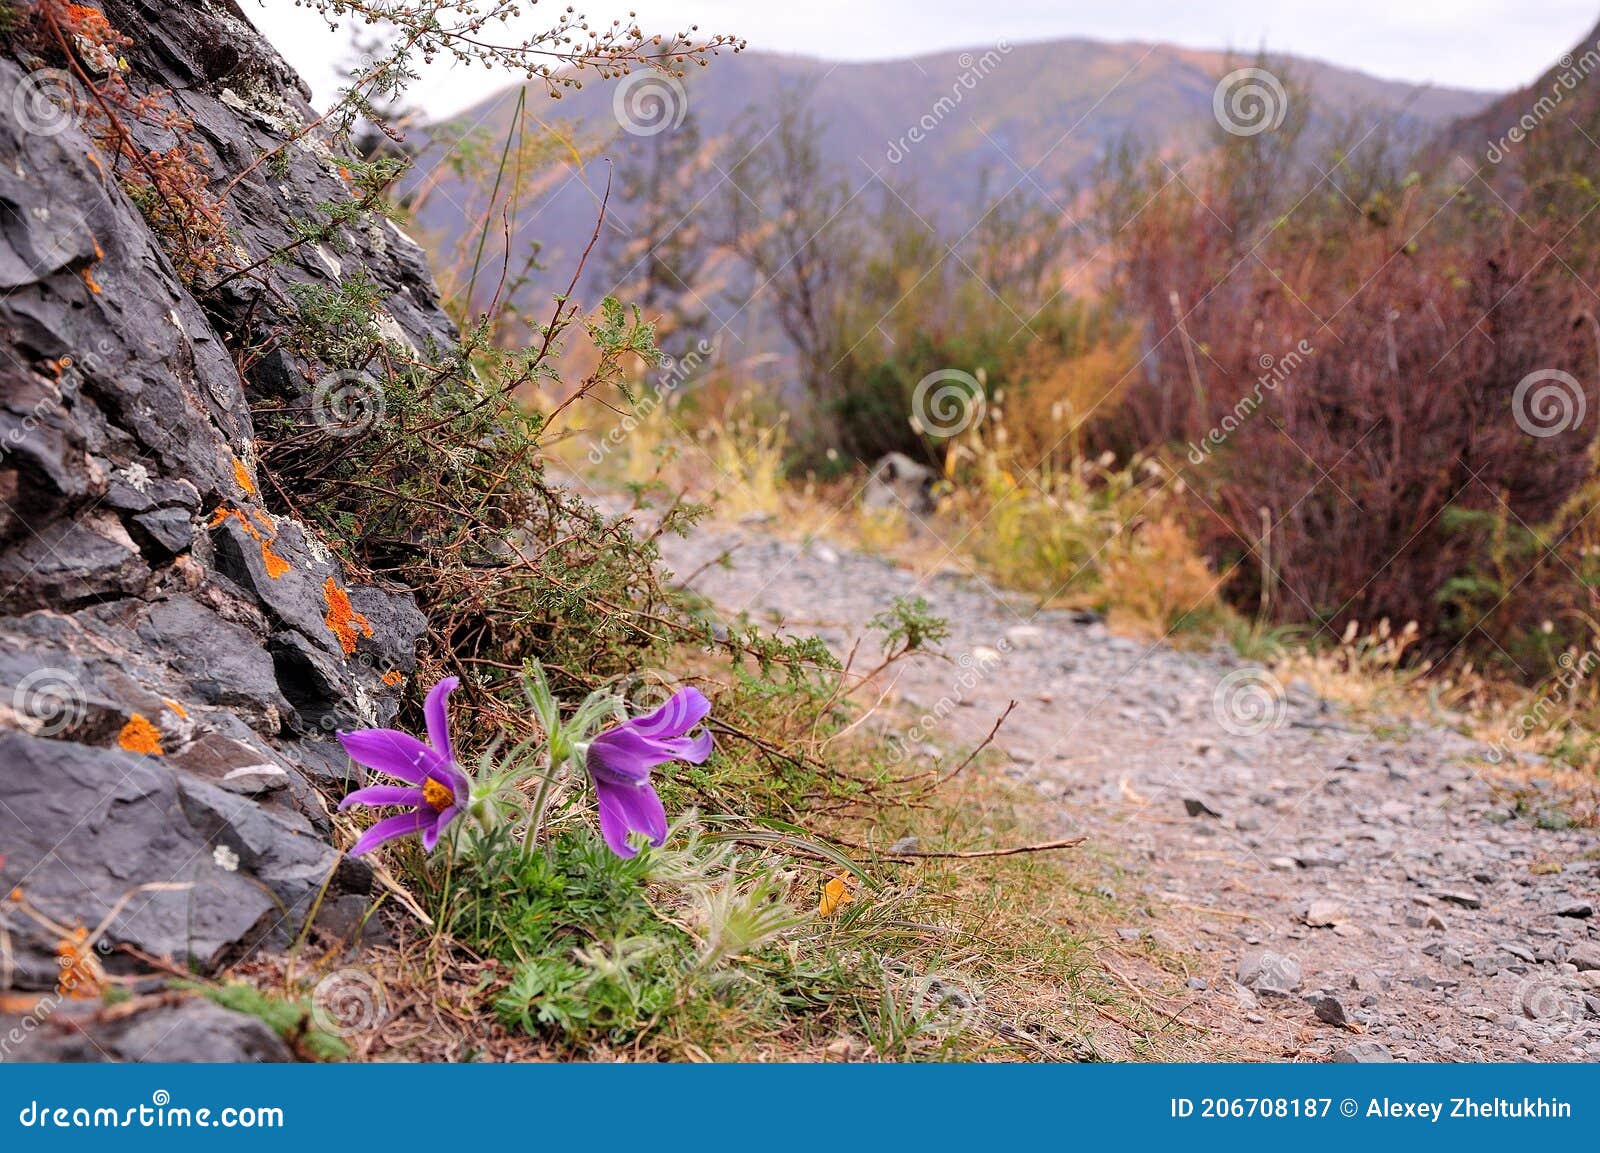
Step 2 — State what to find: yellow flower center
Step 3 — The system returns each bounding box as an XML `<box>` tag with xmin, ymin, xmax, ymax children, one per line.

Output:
<box><xmin>422</xmin><ymin>777</ymin><xmax>454</xmax><ymax>812</ymax></box>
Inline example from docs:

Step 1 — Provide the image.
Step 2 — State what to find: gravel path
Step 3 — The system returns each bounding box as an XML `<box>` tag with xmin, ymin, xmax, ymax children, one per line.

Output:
<box><xmin>655</xmin><ymin>517</ymin><xmax>1600</xmax><ymax>1062</ymax></box>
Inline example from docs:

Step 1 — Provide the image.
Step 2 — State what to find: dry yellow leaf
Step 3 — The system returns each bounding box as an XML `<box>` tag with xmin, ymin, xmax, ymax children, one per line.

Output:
<box><xmin>819</xmin><ymin>874</ymin><xmax>855</xmax><ymax>917</ymax></box>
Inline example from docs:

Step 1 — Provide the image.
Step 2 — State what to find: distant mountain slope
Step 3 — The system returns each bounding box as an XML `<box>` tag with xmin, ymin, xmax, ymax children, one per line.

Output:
<box><xmin>404</xmin><ymin>39</ymin><xmax>1496</xmax><ymax>336</ymax></box>
<box><xmin>1428</xmin><ymin>19</ymin><xmax>1600</xmax><ymax>182</ymax></box>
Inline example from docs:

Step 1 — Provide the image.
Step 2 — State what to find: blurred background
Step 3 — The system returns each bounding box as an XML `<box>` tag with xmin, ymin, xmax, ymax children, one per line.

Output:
<box><xmin>253</xmin><ymin>0</ymin><xmax>1600</xmax><ymax>765</ymax></box>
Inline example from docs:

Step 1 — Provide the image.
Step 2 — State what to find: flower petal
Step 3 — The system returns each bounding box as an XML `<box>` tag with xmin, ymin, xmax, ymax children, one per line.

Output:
<box><xmin>587</xmin><ymin>729</ymin><xmax>656</xmax><ymax>785</ymax></box>
<box><xmin>659</xmin><ymin>727</ymin><xmax>713</xmax><ymax>765</ymax></box>
<box><xmin>626</xmin><ymin>687</ymin><xmax>710</xmax><ymax>740</ymax></box>
<box><xmin>425</xmin><ymin>677</ymin><xmax>459</xmax><ymax>763</ymax></box>
<box><xmin>348</xmin><ymin>810</ymin><xmax>432</xmax><ymax>856</ymax></box>
<box><xmin>588</xmin><ymin>725</ymin><xmax>713</xmax><ymax>786</ymax></box>
<box><xmin>595</xmin><ymin>781</ymin><xmax>638</xmax><ymax>858</ymax></box>
<box><xmin>420</xmin><ymin>805</ymin><xmax>459</xmax><ymax>852</ymax></box>
<box><xmin>614</xmin><ymin>780</ymin><xmax>668</xmax><ymax>846</ymax></box>
<box><xmin>593</xmin><ymin>778</ymin><xmax>666</xmax><ymax>858</ymax></box>
<box><xmin>337</xmin><ymin>785</ymin><xmax>425</xmax><ymax>812</ymax></box>
<box><xmin>338</xmin><ymin>728</ymin><xmax>445</xmax><ymax>784</ymax></box>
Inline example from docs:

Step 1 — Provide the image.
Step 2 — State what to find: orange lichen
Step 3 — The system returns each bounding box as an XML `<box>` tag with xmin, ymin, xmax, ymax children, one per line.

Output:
<box><xmin>55</xmin><ymin>927</ymin><xmax>104</xmax><ymax>999</ymax></box>
<box><xmin>381</xmin><ymin>669</ymin><xmax>406</xmax><ymax>687</ymax></box>
<box><xmin>209</xmin><ymin>504</ymin><xmax>256</xmax><ymax>536</ymax></box>
<box><xmin>162</xmin><ymin>697</ymin><xmax>188</xmax><ymax>719</ymax></box>
<box><xmin>65</xmin><ymin>3</ymin><xmax>116</xmax><ymax>39</ymax></box>
<box><xmin>81</xmin><ymin>266</ymin><xmax>102</xmax><ymax>294</ymax></box>
<box><xmin>232</xmin><ymin>457</ymin><xmax>256</xmax><ymax>496</ymax></box>
<box><xmin>208</xmin><ymin>504</ymin><xmax>291</xmax><ymax>579</ymax></box>
<box><xmin>117</xmin><ymin>713</ymin><xmax>163</xmax><ymax>755</ymax></box>
<box><xmin>260</xmin><ymin>542</ymin><xmax>290</xmax><ymax>578</ymax></box>
<box><xmin>322</xmin><ymin>577</ymin><xmax>372</xmax><ymax>656</ymax></box>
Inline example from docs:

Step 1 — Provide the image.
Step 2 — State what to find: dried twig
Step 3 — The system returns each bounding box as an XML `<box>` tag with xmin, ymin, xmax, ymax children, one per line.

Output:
<box><xmin>937</xmin><ymin>700</ymin><xmax>1017</xmax><ymax>784</ymax></box>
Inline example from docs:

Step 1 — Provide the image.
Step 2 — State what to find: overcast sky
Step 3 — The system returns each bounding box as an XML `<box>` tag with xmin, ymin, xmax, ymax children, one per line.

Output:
<box><xmin>247</xmin><ymin>0</ymin><xmax>1600</xmax><ymax>118</ymax></box>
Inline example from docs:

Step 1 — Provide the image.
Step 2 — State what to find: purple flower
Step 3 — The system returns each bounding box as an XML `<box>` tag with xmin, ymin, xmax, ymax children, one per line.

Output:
<box><xmin>337</xmin><ymin>677</ymin><xmax>471</xmax><ymax>855</ymax></box>
<box><xmin>586</xmin><ymin>686</ymin><xmax>712</xmax><ymax>858</ymax></box>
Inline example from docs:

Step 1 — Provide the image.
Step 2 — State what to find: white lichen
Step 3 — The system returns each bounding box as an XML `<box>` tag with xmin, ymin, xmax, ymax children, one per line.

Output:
<box><xmin>119</xmin><ymin>462</ymin><xmax>152</xmax><ymax>493</ymax></box>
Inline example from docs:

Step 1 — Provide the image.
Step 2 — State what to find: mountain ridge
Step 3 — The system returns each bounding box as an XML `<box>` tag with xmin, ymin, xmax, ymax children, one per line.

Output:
<box><xmin>404</xmin><ymin>37</ymin><xmax>1503</xmax><ymax>354</ymax></box>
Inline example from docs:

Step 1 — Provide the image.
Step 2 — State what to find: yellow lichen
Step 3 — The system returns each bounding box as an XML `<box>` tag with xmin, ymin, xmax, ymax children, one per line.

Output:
<box><xmin>117</xmin><ymin>714</ymin><xmax>163</xmax><ymax>756</ymax></box>
<box><xmin>322</xmin><ymin>577</ymin><xmax>372</xmax><ymax>656</ymax></box>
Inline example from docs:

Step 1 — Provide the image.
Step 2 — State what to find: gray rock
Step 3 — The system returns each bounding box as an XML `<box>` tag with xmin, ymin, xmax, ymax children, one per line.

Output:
<box><xmin>1305</xmin><ymin>899</ymin><xmax>1345</xmax><ymax>927</ymax></box>
<box><xmin>0</xmin><ymin>6</ymin><xmax>451</xmax><ymax>1060</ymax></box>
<box><xmin>1555</xmin><ymin>901</ymin><xmax>1594</xmax><ymax>920</ymax></box>
<box><xmin>1435</xmin><ymin>889</ymin><xmax>1482</xmax><ymax>909</ymax></box>
<box><xmin>1238</xmin><ymin>950</ymin><xmax>1302</xmax><ymax>995</ymax></box>
<box><xmin>1314</xmin><ymin>996</ymin><xmax>1349</xmax><ymax>1027</ymax></box>
<box><xmin>1333</xmin><ymin>1040</ymin><xmax>1394</xmax><ymax>1063</ymax></box>
<box><xmin>861</xmin><ymin>452</ymin><xmax>937</xmax><ymax>516</ymax></box>
<box><xmin>0</xmin><ymin>732</ymin><xmax>339</xmax><ymax>984</ymax></box>
<box><xmin>1569</xmin><ymin>943</ymin><xmax>1600</xmax><ymax>972</ymax></box>
<box><xmin>138</xmin><ymin>597</ymin><xmax>290</xmax><ymax>725</ymax></box>
<box><xmin>109</xmin><ymin>999</ymin><xmax>293</xmax><ymax>1062</ymax></box>
<box><xmin>129</xmin><ymin>506</ymin><xmax>196</xmax><ymax>558</ymax></box>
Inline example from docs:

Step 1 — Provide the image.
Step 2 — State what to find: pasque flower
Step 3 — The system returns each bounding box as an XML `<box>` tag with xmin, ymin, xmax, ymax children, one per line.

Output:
<box><xmin>337</xmin><ymin>677</ymin><xmax>472</xmax><ymax>855</ymax></box>
<box><xmin>585</xmin><ymin>687</ymin><xmax>712</xmax><ymax>858</ymax></box>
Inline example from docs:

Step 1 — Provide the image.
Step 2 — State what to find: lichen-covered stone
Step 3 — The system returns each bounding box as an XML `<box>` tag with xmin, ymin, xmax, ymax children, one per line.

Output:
<box><xmin>0</xmin><ymin>0</ymin><xmax>464</xmax><ymax>1060</ymax></box>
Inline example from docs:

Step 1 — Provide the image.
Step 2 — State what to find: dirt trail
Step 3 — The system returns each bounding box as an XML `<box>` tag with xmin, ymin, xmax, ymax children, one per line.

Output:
<box><xmin>656</xmin><ymin>517</ymin><xmax>1600</xmax><ymax>1061</ymax></box>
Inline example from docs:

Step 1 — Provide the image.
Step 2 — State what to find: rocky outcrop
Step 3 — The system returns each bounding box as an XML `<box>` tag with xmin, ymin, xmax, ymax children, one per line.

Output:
<box><xmin>861</xmin><ymin>452</ymin><xmax>938</xmax><ymax>517</ymax></box>
<box><xmin>1</xmin><ymin>0</ymin><xmax>455</xmax><ymax>1057</ymax></box>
